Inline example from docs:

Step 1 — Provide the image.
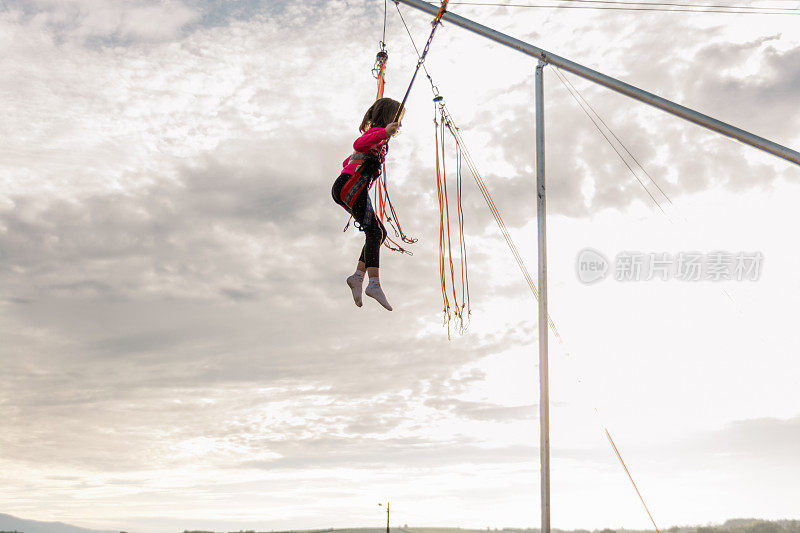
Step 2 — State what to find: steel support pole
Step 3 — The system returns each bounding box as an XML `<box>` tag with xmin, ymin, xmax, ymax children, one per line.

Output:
<box><xmin>535</xmin><ymin>59</ymin><xmax>551</xmax><ymax>533</ymax></box>
<box><xmin>393</xmin><ymin>0</ymin><xmax>800</xmax><ymax>167</ymax></box>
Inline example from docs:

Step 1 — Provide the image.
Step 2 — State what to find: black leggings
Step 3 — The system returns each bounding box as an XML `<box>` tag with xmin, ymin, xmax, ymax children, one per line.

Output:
<box><xmin>332</xmin><ymin>173</ymin><xmax>387</xmax><ymax>268</ymax></box>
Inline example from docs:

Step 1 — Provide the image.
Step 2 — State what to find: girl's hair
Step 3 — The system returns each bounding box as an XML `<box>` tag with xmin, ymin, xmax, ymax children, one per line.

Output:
<box><xmin>359</xmin><ymin>98</ymin><xmax>403</xmax><ymax>133</ymax></box>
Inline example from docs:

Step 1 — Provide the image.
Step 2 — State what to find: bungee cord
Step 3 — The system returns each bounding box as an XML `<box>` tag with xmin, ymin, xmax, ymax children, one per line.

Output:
<box><xmin>394</xmin><ymin>0</ymin><xmax>443</xmax><ymax>99</ymax></box>
<box><xmin>393</xmin><ymin>0</ymin><xmax>450</xmax><ymax>120</ymax></box>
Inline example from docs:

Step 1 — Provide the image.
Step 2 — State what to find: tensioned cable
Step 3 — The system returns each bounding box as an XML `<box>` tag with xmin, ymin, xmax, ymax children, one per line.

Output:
<box><xmin>394</xmin><ymin>1</ymin><xmax>442</xmax><ymax>98</ymax></box>
<box><xmin>448</xmin><ymin>1</ymin><xmax>800</xmax><ymax>14</ymax></box>
<box><xmin>555</xmin><ymin>67</ymin><xmax>674</xmax><ymax>207</ymax></box>
<box><xmin>455</xmin><ymin>0</ymin><xmax>800</xmax><ymax>9</ymax></box>
<box><xmin>551</xmin><ymin>65</ymin><xmax>774</xmax><ymax>342</ymax></box>
<box><xmin>605</xmin><ymin>428</ymin><xmax>662</xmax><ymax>533</ymax></box>
<box><xmin>394</xmin><ymin>0</ymin><xmax>449</xmax><ymax>119</ymax></box>
<box><xmin>556</xmin><ymin>67</ymin><xmax>672</xmax><ymax>209</ymax></box>
<box><xmin>552</xmin><ymin>68</ymin><xmax>767</xmax><ymax>336</ymax></box>
<box><xmin>552</xmin><ymin>66</ymin><xmax>671</xmax><ymax>218</ymax></box>
<box><xmin>382</xmin><ymin>0</ymin><xmax>388</xmax><ymax>47</ymax></box>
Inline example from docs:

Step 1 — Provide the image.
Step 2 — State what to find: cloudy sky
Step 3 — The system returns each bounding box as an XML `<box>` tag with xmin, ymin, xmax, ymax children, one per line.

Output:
<box><xmin>2</xmin><ymin>1</ymin><xmax>799</xmax><ymax>532</ymax></box>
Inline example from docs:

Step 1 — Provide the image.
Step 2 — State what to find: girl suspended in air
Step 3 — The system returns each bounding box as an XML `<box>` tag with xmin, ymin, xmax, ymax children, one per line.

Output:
<box><xmin>332</xmin><ymin>97</ymin><xmax>404</xmax><ymax>311</ymax></box>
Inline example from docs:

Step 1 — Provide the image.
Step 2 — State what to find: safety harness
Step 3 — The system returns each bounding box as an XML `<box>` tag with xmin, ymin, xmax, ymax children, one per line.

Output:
<box><xmin>341</xmin><ymin>0</ymin><xmax>449</xmax><ymax>255</ymax></box>
<box><xmin>339</xmin><ymin>145</ymin><xmax>385</xmax><ymax>211</ymax></box>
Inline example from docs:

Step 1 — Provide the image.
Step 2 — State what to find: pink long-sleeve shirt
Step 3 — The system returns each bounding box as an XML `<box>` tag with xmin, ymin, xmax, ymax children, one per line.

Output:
<box><xmin>341</xmin><ymin>126</ymin><xmax>389</xmax><ymax>175</ymax></box>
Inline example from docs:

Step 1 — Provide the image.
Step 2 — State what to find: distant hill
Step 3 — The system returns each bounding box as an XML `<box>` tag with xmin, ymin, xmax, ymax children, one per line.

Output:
<box><xmin>3</xmin><ymin>513</ymin><xmax>797</xmax><ymax>533</ymax></box>
<box><xmin>0</xmin><ymin>513</ymin><xmax>120</xmax><ymax>533</ymax></box>
<box><xmin>208</xmin><ymin>521</ymin><xmax>800</xmax><ymax>533</ymax></box>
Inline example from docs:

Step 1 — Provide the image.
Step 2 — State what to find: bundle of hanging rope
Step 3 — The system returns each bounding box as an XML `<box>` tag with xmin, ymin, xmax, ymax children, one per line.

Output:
<box><xmin>370</xmin><ymin>43</ymin><xmax>418</xmax><ymax>254</ymax></box>
<box><xmin>434</xmin><ymin>96</ymin><xmax>471</xmax><ymax>335</ymax></box>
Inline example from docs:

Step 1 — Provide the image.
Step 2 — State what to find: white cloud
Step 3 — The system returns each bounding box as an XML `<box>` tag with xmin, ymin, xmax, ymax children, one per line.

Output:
<box><xmin>1</xmin><ymin>1</ymin><xmax>799</xmax><ymax>532</ymax></box>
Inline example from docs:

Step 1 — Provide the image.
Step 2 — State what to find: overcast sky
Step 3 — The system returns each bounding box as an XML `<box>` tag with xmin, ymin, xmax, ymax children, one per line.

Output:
<box><xmin>2</xmin><ymin>1</ymin><xmax>799</xmax><ymax>532</ymax></box>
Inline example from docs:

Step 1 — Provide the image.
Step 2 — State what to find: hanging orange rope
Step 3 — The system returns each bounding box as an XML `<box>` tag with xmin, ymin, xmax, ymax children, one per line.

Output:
<box><xmin>374</xmin><ymin>163</ymin><xmax>414</xmax><ymax>254</ymax></box>
<box><xmin>605</xmin><ymin>429</ymin><xmax>662</xmax><ymax>533</ymax></box>
<box><xmin>373</xmin><ymin>50</ymin><xmax>388</xmax><ymax>100</ymax></box>
<box><xmin>367</xmin><ymin>44</ymin><xmax>418</xmax><ymax>255</ymax></box>
<box><xmin>434</xmin><ymin>97</ymin><xmax>470</xmax><ymax>335</ymax></box>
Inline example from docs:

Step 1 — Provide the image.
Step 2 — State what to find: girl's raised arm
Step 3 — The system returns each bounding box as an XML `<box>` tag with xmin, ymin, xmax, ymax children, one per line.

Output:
<box><xmin>353</xmin><ymin>127</ymin><xmax>388</xmax><ymax>152</ymax></box>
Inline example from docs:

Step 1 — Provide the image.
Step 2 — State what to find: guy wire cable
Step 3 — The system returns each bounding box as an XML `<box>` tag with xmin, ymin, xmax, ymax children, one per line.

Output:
<box><xmin>551</xmin><ymin>66</ymin><xmax>675</xmax><ymax>221</ymax></box>
<box><xmin>448</xmin><ymin>1</ymin><xmax>800</xmax><ymax>15</ymax></box>
<box><xmin>554</xmin><ymin>66</ymin><xmax>674</xmax><ymax>207</ymax></box>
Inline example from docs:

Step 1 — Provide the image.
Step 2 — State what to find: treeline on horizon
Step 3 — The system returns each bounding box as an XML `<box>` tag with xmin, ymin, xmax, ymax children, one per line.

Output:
<box><xmin>182</xmin><ymin>518</ymin><xmax>800</xmax><ymax>533</ymax></box>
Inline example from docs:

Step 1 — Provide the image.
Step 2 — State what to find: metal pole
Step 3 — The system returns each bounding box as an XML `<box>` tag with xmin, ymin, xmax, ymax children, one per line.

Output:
<box><xmin>394</xmin><ymin>0</ymin><xmax>800</xmax><ymax>167</ymax></box>
<box><xmin>535</xmin><ymin>59</ymin><xmax>551</xmax><ymax>533</ymax></box>
<box><xmin>378</xmin><ymin>501</ymin><xmax>390</xmax><ymax>533</ymax></box>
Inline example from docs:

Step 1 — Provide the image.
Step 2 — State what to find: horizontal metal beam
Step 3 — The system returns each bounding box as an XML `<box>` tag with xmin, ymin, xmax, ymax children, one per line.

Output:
<box><xmin>395</xmin><ymin>0</ymin><xmax>800</xmax><ymax>167</ymax></box>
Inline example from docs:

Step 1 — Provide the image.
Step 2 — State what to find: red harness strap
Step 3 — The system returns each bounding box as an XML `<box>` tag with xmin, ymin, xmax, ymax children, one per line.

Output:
<box><xmin>340</xmin><ymin>169</ymin><xmax>370</xmax><ymax>209</ymax></box>
<box><xmin>339</xmin><ymin>150</ymin><xmax>382</xmax><ymax>210</ymax></box>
